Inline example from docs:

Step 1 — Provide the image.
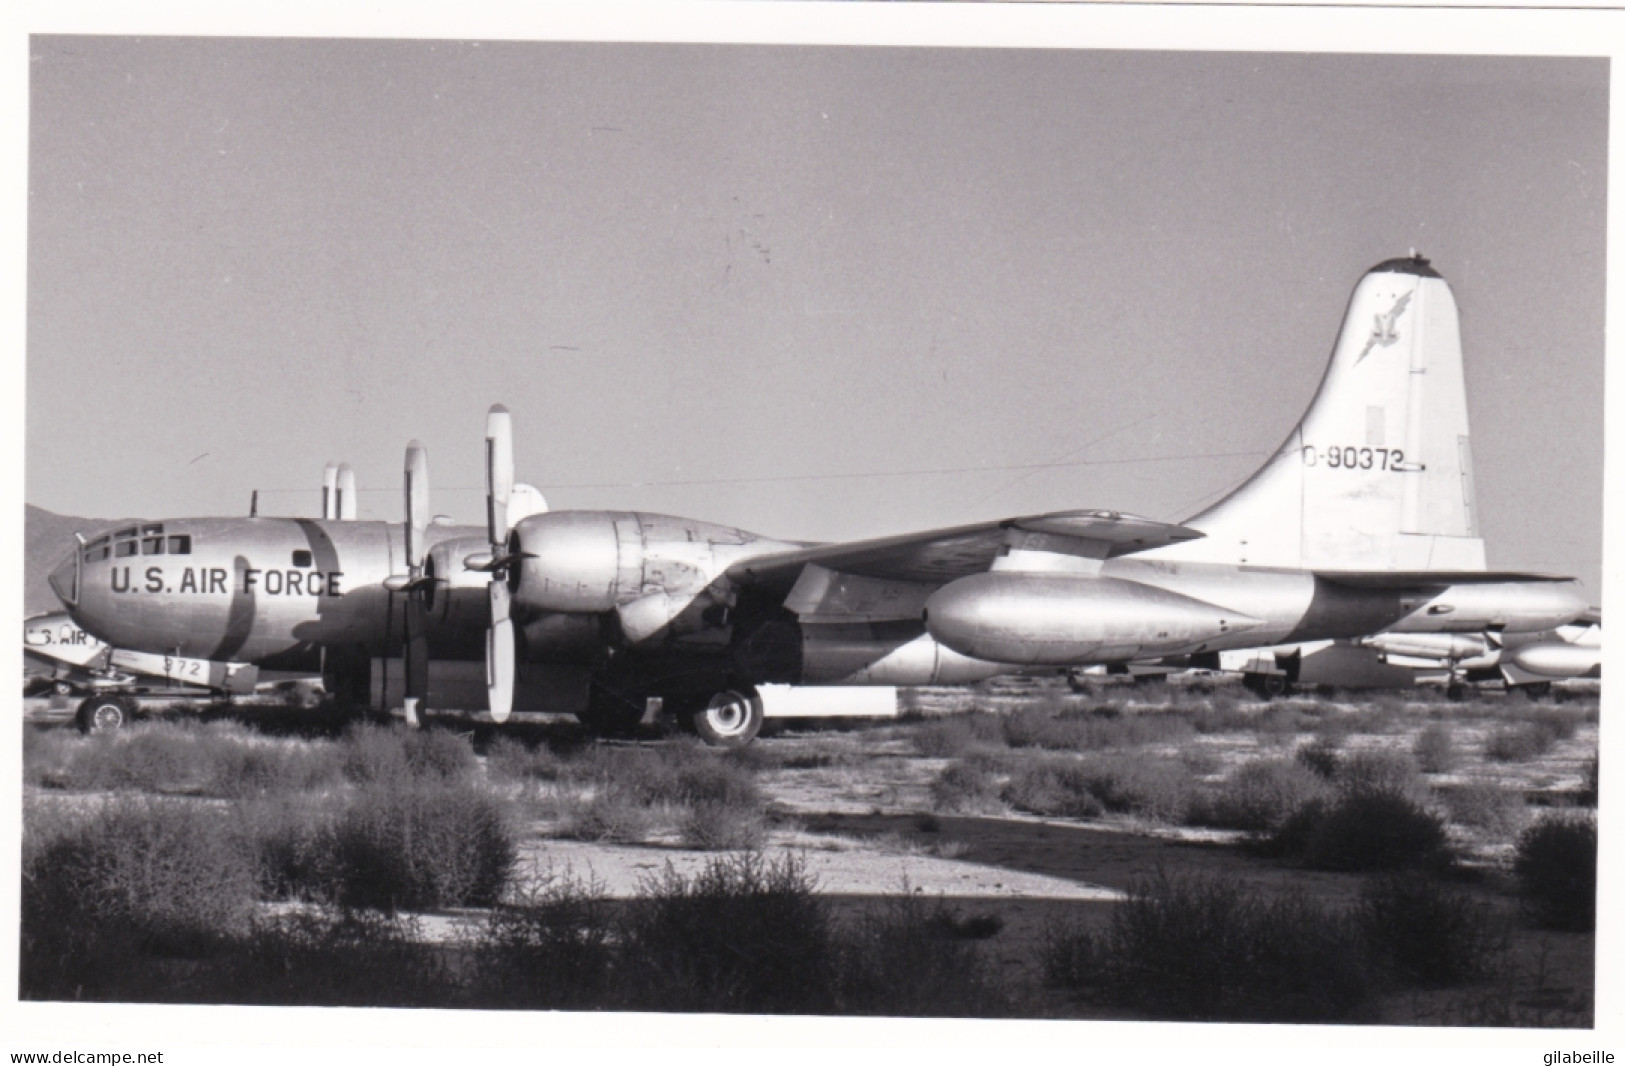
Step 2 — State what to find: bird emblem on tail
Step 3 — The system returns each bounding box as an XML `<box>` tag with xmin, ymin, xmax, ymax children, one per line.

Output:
<box><xmin>1356</xmin><ymin>289</ymin><xmax>1413</xmax><ymax>363</ymax></box>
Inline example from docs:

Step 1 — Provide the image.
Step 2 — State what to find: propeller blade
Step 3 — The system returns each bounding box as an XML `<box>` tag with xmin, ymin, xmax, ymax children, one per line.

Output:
<box><xmin>487</xmin><ymin>580</ymin><xmax>514</xmax><ymax>723</ymax></box>
<box><xmin>322</xmin><ymin>463</ymin><xmax>338</xmax><ymax>520</ymax></box>
<box><xmin>404</xmin><ymin>441</ymin><xmax>430</xmax><ymax>571</ymax></box>
<box><xmin>401</xmin><ymin>592</ymin><xmax>430</xmax><ymax>729</ymax></box>
<box><xmin>486</xmin><ymin>405</ymin><xmax>514</xmax><ymax>549</ymax></box>
<box><xmin>337</xmin><ymin>463</ymin><xmax>357</xmax><ymax>521</ymax></box>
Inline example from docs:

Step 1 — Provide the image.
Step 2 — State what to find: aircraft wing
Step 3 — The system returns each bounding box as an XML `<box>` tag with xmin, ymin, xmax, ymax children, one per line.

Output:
<box><xmin>726</xmin><ymin>510</ymin><xmax>1203</xmax><ymax>591</ymax></box>
<box><xmin>1313</xmin><ymin>570</ymin><xmax>1575</xmax><ymax>588</ymax></box>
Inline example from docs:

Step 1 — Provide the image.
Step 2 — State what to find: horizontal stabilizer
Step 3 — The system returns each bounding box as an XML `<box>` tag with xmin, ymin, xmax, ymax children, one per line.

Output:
<box><xmin>728</xmin><ymin>510</ymin><xmax>1202</xmax><ymax>587</ymax></box>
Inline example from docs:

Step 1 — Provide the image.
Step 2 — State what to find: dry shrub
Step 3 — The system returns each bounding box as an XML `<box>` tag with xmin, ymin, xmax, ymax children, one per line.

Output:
<box><xmin>1001</xmin><ymin>707</ymin><xmax>1194</xmax><ymax>751</ymax></box>
<box><xmin>929</xmin><ymin>759</ymin><xmax>1005</xmax><ymax>814</ymax></box>
<box><xmin>1001</xmin><ymin>760</ymin><xmax>1105</xmax><ymax>819</ymax></box>
<box><xmin>618</xmin><ymin>853</ymin><xmax>837</xmax><ymax>1014</ymax></box>
<box><xmin>468</xmin><ymin>874</ymin><xmax>617</xmax><ymax>1009</ymax></box>
<box><xmin>552</xmin><ymin>741</ymin><xmax>765</xmax><ymax>843</ymax></box>
<box><xmin>1294</xmin><ymin>736</ymin><xmax>1343</xmax><ymax>780</ymax></box>
<box><xmin>26</xmin><ymin>720</ymin><xmax>348</xmax><ymax>798</ymax></box>
<box><xmin>235</xmin><ymin>794</ymin><xmax>338</xmax><ymax>901</ymax></box>
<box><xmin>679</xmin><ymin>800</ymin><xmax>768</xmax><ymax>850</ymax></box>
<box><xmin>912</xmin><ymin>713</ymin><xmax>1007</xmax><ymax>757</ymax></box>
<box><xmin>218</xmin><ymin>909</ymin><xmax>451</xmax><ymax>1008</ymax></box>
<box><xmin>557</xmin><ymin>790</ymin><xmax>659</xmax><ymax>843</ymax></box>
<box><xmin>1354</xmin><ymin>874</ymin><xmax>1508</xmax><ymax>987</ymax></box>
<box><xmin>1441</xmin><ymin>781</ymin><xmax>1529</xmax><ymax>837</ymax></box>
<box><xmin>21</xmin><ymin>797</ymin><xmax>259</xmax><ymax>1000</ymax></box>
<box><xmin>1412</xmin><ymin>723</ymin><xmax>1458</xmax><ymax>774</ymax></box>
<box><xmin>1513</xmin><ymin>815</ymin><xmax>1596</xmax><ymax>931</ymax></box>
<box><xmin>1002</xmin><ymin>754</ymin><xmax>1193</xmax><ymax>823</ymax></box>
<box><xmin>327</xmin><ymin>783</ymin><xmax>516</xmax><ymax>910</ymax></box>
<box><xmin>341</xmin><ymin>722</ymin><xmax>476</xmax><ymax>785</ymax></box>
<box><xmin>1046</xmin><ymin>872</ymin><xmax>1376</xmax><ymax>1022</ymax></box>
<box><xmin>837</xmin><ymin>894</ymin><xmax>1011</xmax><ymax>1017</ymax></box>
<box><xmin>1523</xmin><ymin>707</ymin><xmax>1584</xmax><ymax>741</ymax></box>
<box><xmin>1195</xmin><ymin>758</ymin><xmax>1331</xmax><ymax>833</ymax></box>
<box><xmin>23</xmin><ymin>726</ymin><xmax>81</xmax><ymax>788</ymax></box>
<box><xmin>483</xmin><ymin>734</ymin><xmax>565</xmax><ymax>782</ymax></box>
<box><xmin>1484</xmin><ymin>723</ymin><xmax>1556</xmax><ymax>763</ymax></box>
<box><xmin>563</xmin><ymin>742</ymin><xmax>758</xmax><ymax>806</ymax></box>
<box><xmin>1334</xmin><ymin>749</ymin><xmax>1428</xmax><ymax>803</ymax></box>
<box><xmin>1267</xmin><ymin>790</ymin><xmax>1451</xmax><ymax>872</ymax></box>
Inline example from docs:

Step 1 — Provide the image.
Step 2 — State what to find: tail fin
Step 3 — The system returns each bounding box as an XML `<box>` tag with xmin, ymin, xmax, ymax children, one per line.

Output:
<box><xmin>1156</xmin><ymin>255</ymin><xmax>1485</xmax><ymax>571</ymax></box>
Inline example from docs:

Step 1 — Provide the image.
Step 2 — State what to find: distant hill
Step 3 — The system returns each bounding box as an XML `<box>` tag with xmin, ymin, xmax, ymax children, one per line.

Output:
<box><xmin>23</xmin><ymin>505</ymin><xmax>141</xmax><ymax>616</ymax></box>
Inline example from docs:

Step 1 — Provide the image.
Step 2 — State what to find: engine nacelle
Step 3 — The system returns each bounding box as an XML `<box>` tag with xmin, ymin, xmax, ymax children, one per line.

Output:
<box><xmin>508</xmin><ymin>511</ymin><xmax>779</xmax><ymax>644</ymax></box>
<box><xmin>924</xmin><ymin>572</ymin><xmax>1261</xmax><ymax>666</ymax></box>
<box><xmin>510</xmin><ymin>511</ymin><xmax>643</xmax><ymax>613</ymax></box>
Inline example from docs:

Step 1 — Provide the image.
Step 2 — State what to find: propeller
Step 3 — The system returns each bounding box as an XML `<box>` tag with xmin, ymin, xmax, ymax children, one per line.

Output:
<box><xmin>322</xmin><ymin>463</ymin><xmax>338</xmax><ymax>520</ymax></box>
<box><xmin>481</xmin><ymin>406</ymin><xmax>516</xmax><ymax>723</ymax></box>
<box><xmin>337</xmin><ymin>463</ymin><xmax>357</xmax><ymax>521</ymax></box>
<box><xmin>383</xmin><ymin>442</ymin><xmax>432</xmax><ymax>727</ymax></box>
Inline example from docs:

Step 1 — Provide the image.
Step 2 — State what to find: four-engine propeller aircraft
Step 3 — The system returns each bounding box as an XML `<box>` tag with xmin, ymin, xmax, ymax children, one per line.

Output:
<box><xmin>48</xmin><ymin>255</ymin><xmax>1588</xmax><ymax>746</ymax></box>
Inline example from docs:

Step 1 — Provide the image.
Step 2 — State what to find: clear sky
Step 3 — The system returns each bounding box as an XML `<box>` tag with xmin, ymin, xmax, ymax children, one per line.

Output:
<box><xmin>25</xmin><ymin>37</ymin><xmax>1607</xmax><ymax>595</ymax></box>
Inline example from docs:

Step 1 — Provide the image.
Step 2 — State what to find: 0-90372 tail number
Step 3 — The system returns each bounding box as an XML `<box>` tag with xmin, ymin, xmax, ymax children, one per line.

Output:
<box><xmin>1301</xmin><ymin>445</ymin><xmax>1406</xmax><ymax>471</ymax></box>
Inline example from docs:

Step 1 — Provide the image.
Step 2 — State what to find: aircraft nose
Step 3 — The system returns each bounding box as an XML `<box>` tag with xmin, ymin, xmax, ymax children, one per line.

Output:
<box><xmin>48</xmin><ymin>549</ymin><xmax>79</xmax><ymax>607</ymax></box>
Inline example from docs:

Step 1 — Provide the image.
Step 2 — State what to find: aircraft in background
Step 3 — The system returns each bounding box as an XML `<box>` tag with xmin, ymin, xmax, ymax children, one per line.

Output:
<box><xmin>23</xmin><ymin>610</ymin><xmax>264</xmax><ymax>731</ymax></box>
<box><xmin>1359</xmin><ymin>609</ymin><xmax>1601</xmax><ymax>698</ymax></box>
<box><xmin>1164</xmin><ymin>609</ymin><xmax>1601</xmax><ymax>700</ymax></box>
<box><xmin>48</xmin><ymin>255</ymin><xmax>1588</xmax><ymax>745</ymax></box>
<box><xmin>23</xmin><ymin>612</ymin><xmax>127</xmax><ymax>697</ymax></box>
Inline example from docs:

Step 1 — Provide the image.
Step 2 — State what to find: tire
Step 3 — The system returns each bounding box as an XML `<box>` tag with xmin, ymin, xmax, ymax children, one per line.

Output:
<box><xmin>1446</xmin><ymin>683</ymin><xmax>1467</xmax><ymax>702</ymax></box>
<box><xmin>688</xmin><ymin>687</ymin><xmax>764</xmax><ymax>748</ymax></box>
<box><xmin>577</xmin><ymin>683</ymin><xmax>647</xmax><ymax>737</ymax></box>
<box><xmin>1515</xmin><ymin>681</ymin><xmax>1553</xmax><ymax>701</ymax></box>
<box><xmin>1259</xmin><ymin>673</ymin><xmax>1290</xmax><ymax>699</ymax></box>
<box><xmin>76</xmin><ymin>694</ymin><xmax>133</xmax><ymax>734</ymax></box>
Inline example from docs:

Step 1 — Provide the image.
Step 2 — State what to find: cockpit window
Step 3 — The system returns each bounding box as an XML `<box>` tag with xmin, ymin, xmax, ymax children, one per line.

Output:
<box><xmin>142</xmin><ymin>534</ymin><xmax>165</xmax><ymax>555</ymax></box>
<box><xmin>82</xmin><ymin>535</ymin><xmax>111</xmax><ymax>562</ymax></box>
<box><xmin>115</xmin><ymin>527</ymin><xmax>138</xmax><ymax>539</ymax></box>
<box><xmin>115</xmin><ymin>540</ymin><xmax>139</xmax><ymax>558</ymax></box>
<box><xmin>168</xmin><ymin>535</ymin><xmax>192</xmax><ymax>555</ymax></box>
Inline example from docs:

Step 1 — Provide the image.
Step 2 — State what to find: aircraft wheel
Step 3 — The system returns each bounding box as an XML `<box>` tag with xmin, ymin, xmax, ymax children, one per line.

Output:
<box><xmin>1446</xmin><ymin>683</ymin><xmax>1467</xmax><ymax>702</ymax></box>
<box><xmin>577</xmin><ymin>684</ymin><xmax>646</xmax><ymax>737</ymax></box>
<box><xmin>1260</xmin><ymin>674</ymin><xmax>1290</xmax><ymax>699</ymax></box>
<box><xmin>689</xmin><ymin>687</ymin><xmax>764</xmax><ymax>749</ymax></box>
<box><xmin>1515</xmin><ymin>681</ymin><xmax>1553</xmax><ymax>702</ymax></box>
<box><xmin>76</xmin><ymin>694</ymin><xmax>133</xmax><ymax>734</ymax></box>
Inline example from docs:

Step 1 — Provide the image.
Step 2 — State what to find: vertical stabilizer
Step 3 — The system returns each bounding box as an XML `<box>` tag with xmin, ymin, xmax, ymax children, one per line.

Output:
<box><xmin>1151</xmin><ymin>256</ymin><xmax>1485</xmax><ymax>571</ymax></box>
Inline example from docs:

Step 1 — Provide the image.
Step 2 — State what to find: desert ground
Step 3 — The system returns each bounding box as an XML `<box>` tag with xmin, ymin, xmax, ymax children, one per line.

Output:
<box><xmin>20</xmin><ymin>675</ymin><xmax>1598</xmax><ymax>1024</ymax></box>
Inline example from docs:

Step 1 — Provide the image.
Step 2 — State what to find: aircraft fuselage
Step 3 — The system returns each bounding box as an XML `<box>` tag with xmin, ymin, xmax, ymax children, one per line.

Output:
<box><xmin>52</xmin><ymin>513</ymin><xmax>1587</xmax><ymax>694</ymax></box>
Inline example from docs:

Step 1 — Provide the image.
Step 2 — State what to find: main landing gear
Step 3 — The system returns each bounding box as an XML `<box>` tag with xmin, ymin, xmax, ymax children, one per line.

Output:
<box><xmin>576</xmin><ymin>680</ymin><xmax>765</xmax><ymax>748</ymax></box>
<box><xmin>1242</xmin><ymin>672</ymin><xmax>1292</xmax><ymax>700</ymax></box>
<box><xmin>683</xmin><ymin>688</ymin><xmax>765</xmax><ymax>749</ymax></box>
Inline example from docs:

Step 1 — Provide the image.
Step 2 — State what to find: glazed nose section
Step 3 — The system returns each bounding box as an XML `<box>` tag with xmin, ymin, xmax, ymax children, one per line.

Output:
<box><xmin>48</xmin><ymin>549</ymin><xmax>80</xmax><ymax>607</ymax></box>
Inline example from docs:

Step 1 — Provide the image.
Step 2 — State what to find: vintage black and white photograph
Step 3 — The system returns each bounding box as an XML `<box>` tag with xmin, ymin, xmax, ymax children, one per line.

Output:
<box><xmin>11</xmin><ymin>2</ymin><xmax>1613</xmax><ymax>1055</ymax></box>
